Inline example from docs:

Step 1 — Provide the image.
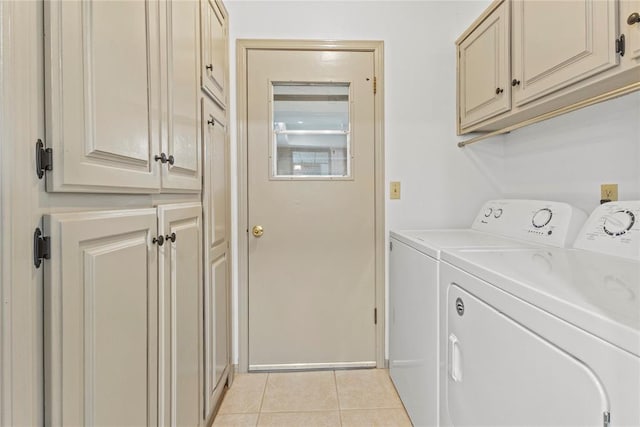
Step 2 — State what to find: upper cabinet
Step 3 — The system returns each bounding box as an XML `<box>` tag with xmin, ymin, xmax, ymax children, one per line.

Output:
<box><xmin>200</xmin><ymin>0</ymin><xmax>228</xmax><ymax>107</ymax></box>
<box><xmin>458</xmin><ymin>0</ymin><xmax>511</xmax><ymax>129</ymax></box>
<box><xmin>44</xmin><ymin>0</ymin><xmax>201</xmax><ymax>193</ymax></box>
<box><xmin>512</xmin><ymin>0</ymin><xmax>618</xmax><ymax>107</ymax></box>
<box><xmin>457</xmin><ymin>0</ymin><xmax>640</xmax><ymax>136</ymax></box>
<box><xmin>44</xmin><ymin>1</ymin><xmax>162</xmax><ymax>192</ymax></box>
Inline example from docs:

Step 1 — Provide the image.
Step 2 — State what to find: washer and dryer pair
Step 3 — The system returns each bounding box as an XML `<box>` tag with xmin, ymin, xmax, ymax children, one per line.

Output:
<box><xmin>389</xmin><ymin>199</ymin><xmax>587</xmax><ymax>426</ymax></box>
<box><xmin>390</xmin><ymin>200</ymin><xmax>640</xmax><ymax>426</ymax></box>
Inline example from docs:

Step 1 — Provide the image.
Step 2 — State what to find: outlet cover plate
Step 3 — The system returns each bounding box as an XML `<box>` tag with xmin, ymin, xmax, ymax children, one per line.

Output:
<box><xmin>601</xmin><ymin>183</ymin><xmax>618</xmax><ymax>202</ymax></box>
<box><xmin>390</xmin><ymin>181</ymin><xmax>401</xmax><ymax>200</ymax></box>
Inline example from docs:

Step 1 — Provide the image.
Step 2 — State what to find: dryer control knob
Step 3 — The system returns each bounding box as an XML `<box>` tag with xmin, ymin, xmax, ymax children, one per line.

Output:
<box><xmin>603</xmin><ymin>210</ymin><xmax>635</xmax><ymax>236</ymax></box>
<box><xmin>484</xmin><ymin>208</ymin><xmax>493</xmax><ymax>217</ymax></box>
<box><xmin>494</xmin><ymin>208</ymin><xmax>503</xmax><ymax>218</ymax></box>
<box><xmin>532</xmin><ymin>208</ymin><xmax>553</xmax><ymax>228</ymax></box>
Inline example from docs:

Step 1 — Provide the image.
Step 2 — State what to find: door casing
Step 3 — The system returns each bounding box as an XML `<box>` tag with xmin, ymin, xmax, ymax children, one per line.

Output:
<box><xmin>236</xmin><ymin>39</ymin><xmax>385</xmax><ymax>373</ymax></box>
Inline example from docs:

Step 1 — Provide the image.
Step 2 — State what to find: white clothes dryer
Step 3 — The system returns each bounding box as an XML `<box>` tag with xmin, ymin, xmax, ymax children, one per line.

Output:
<box><xmin>439</xmin><ymin>201</ymin><xmax>640</xmax><ymax>426</ymax></box>
<box><xmin>389</xmin><ymin>200</ymin><xmax>587</xmax><ymax>426</ymax></box>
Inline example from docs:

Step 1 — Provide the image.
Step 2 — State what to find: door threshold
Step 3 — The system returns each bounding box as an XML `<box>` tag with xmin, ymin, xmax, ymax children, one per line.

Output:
<box><xmin>249</xmin><ymin>361</ymin><xmax>376</xmax><ymax>372</ymax></box>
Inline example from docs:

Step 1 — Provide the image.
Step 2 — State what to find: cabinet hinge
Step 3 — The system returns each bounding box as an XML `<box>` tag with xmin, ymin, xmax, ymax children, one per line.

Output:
<box><xmin>603</xmin><ymin>412</ymin><xmax>611</xmax><ymax>427</ymax></box>
<box><xmin>36</xmin><ymin>139</ymin><xmax>53</xmax><ymax>180</ymax></box>
<box><xmin>389</xmin><ymin>240</ymin><xmax>393</xmax><ymax>251</ymax></box>
<box><xmin>616</xmin><ymin>34</ymin><xmax>625</xmax><ymax>56</ymax></box>
<box><xmin>374</xmin><ymin>308</ymin><xmax>378</xmax><ymax>324</ymax></box>
<box><xmin>34</xmin><ymin>227</ymin><xmax>50</xmax><ymax>268</ymax></box>
<box><xmin>373</xmin><ymin>76</ymin><xmax>377</xmax><ymax>95</ymax></box>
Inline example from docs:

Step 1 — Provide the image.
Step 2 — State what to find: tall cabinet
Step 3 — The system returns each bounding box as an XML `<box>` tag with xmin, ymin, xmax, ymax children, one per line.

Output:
<box><xmin>200</xmin><ymin>0</ymin><xmax>232</xmax><ymax>422</ymax></box>
<box><xmin>202</xmin><ymin>96</ymin><xmax>231</xmax><ymax>419</ymax></box>
<box><xmin>41</xmin><ymin>0</ymin><xmax>231</xmax><ymax>426</ymax></box>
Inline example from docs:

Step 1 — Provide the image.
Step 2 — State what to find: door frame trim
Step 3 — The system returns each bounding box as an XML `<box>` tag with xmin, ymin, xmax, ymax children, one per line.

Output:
<box><xmin>236</xmin><ymin>39</ymin><xmax>385</xmax><ymax>372</ymax></box>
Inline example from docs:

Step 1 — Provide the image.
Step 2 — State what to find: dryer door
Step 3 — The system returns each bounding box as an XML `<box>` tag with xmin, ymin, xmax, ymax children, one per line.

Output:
<box><xmin>446</xmin><ymin>284</ymin><xmax>609</xmax><ymax>426</ymax></box>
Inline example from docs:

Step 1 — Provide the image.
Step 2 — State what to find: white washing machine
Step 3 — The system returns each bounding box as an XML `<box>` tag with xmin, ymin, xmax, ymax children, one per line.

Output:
<box><xmin>389</xmin><ymin>200</ymin><xmax>587</xmax><ymax>427</ymax></box>
<box><xmin>439</xmin><ymin>201</ymin><xmax>640</xmax><ymax>426</ymax></box>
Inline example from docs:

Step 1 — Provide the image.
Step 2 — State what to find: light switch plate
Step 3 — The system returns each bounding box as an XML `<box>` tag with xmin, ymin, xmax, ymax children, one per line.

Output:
<box><xmin>601</xmin><ymin>183</ymin><xmax>618</xmax><ymax>202</ymax></box>
<box><xmin>390</xmin><ymin>181</ymin><xmax>401</xmax><ymax>200</ymax></box>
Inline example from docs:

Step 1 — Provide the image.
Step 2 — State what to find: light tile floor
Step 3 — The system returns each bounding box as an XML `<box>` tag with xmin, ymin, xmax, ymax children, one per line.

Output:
<box><xmin>213</xmin><ymin>369</ymin><xmax>412</xmax><ymax>427</ymax></box>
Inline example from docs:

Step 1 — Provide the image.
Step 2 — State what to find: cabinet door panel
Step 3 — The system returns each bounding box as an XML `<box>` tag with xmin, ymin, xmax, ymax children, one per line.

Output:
<box><xmin>158</xmin><ymin>203</ymin><xmax>203</xmax><ymax>426</ymax></box>
<box><xmin>203</xmin><ymin>98</ymin><xmax>228</xmax><ymax>249</ymax></box>
<box><xmin>512</xmin><ymin>0</ymin><xmax>619</xmax><ymax>106</ymax></box>
<box><xmin>45</xmin><ymin>209</ymin><xmax>158</xmax><ymax>426</ymax></box>
<box><xmin>623</xmin><ymin>0</ymin><xmax>640</xmax><ymax>61</ymax></box>
<box><xmin>163</xmin><ymin>0</ymin><xmax>201</xmax><ymax>192</ymax></box>
<box><xmin>45</xmin><ymin>1</ymin><xmax>161</xmax><ymax>193</ymax></box>
<box><xmin>201</xmin><ymin>0</ymin><xmax>227</xmax><ymax>105</ymax></box>
<box><xmin>459</xmin><ymin>1</ymin><xmax>511</xmax><ymax>129</ymax></box>
<box><xmin>202</xmin><ymin>97</ymin><xmax>230</xmax><ymax>420</ymax></box>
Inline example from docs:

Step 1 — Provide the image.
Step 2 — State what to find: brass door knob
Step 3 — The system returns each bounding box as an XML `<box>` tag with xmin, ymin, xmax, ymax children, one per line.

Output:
<box><xmin>252</xmin><ymin>225</ymin><xmax>264</xmax><ymax>237</ymax></box>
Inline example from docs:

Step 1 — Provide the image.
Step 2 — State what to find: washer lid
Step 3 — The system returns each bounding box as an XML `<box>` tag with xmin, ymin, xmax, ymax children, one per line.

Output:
<box><xmin>442</xmin><ymin>247</ymin><xmax>640</xmax><ymax>357</ymax></box>
<box><xmin>390</xmin><ymin>229</ymin><xmax>536</xmax><ymax>259</ymax></box>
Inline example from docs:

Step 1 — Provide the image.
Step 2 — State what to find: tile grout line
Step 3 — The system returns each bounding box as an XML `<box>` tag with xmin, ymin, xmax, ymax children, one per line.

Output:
<box><xmin>334</xmin><ymin>370</ymin><xmax>344</xmax><ymax>427</ymax></box>
<box><xmin>255</xmin><ymin>373</ymin><xmax>269</xmax><ymax>427</ymax></box>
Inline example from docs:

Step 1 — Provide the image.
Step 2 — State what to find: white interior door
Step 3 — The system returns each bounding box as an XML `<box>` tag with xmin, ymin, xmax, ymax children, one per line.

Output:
<box><xmin>247</xmin><ymin>49</ymin><xmax>377</xmax><ymax>370</ymax></box>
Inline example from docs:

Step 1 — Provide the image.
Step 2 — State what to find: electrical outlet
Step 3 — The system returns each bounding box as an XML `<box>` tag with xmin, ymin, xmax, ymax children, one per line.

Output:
<box><xmin>390</xmin><ymin>181</ymin><xmax>401</xmax><ymax>200</ymax></box>
<box><xmin>601</xmin><ymin>183</ymin><xmax>618</xmax><ymax>202</ymax></box>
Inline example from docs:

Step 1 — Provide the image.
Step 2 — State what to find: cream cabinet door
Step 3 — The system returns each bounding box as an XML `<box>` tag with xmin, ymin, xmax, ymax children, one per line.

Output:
<box><xmin>162</xmin><ymin>1</ymin><xmax>202</xmax><ymax>192</ymax></box>
<box><xmin>44</xmin><ymin>0</ymin><xmax>161</xmax><ymax>193</ymax></box>
<box><xmin>158</xmin><ymin>203</ymin><xmax>203</xmax><ymax>427</ymax></box>
<box><xmin>200</xmin><ymin>0</ymin><xmax>228</xmax><ymax>106</ymax></box>
<box><xmin>458</xmin><ymin>0</ymin><xmax>511</xmax><ymax>130</ymax></box>
<box><xmin>202</xmin><ymin>97</ymin><xmax>230</xmax><ymax>420</ymax></box>
<box><xmin>44</xmin><ymin>1</ymin><xmax>162</xmax><ymax>193</ymax></box>
<box><xmin>512</xmin><ymin>0</ymin><xmax>620</xmax><ymax>107</ymax></box>
<box><xmin>623</xmin><ymin>0</ymin><xmax>640</xmax><ymax>61</ymax></box>
<box><xmin>44</xmin><ymin>209</ymin><xmax>159</xmax><ymax>426</ymax></box>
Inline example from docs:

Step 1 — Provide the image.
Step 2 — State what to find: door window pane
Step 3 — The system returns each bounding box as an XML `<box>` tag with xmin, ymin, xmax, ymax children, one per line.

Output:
<box><xmin>272</xmin><ymin>83</ymin><xmax>350</xmax><ymax>178</ymax></box>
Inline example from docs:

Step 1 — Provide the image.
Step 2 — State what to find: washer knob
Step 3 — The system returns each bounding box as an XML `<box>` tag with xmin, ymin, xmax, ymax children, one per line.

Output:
<box><xmin>603</xmin><ymin>210</ymin><xmax>635</xmax><ymax>236</ymax></box>
<box><xmin>494</xmin><ymin>208</ymin><xmax>503</xmax><ymax>218</ymax></box>
<box><xmin>532</xmin><ymin>208</ymin><xmax>553</xmax><ymax>228</ymax></box>
<box><xmin>484</xmin><ymin>208</ymin><xmax>493</xmax><ymax>217</ymax></box>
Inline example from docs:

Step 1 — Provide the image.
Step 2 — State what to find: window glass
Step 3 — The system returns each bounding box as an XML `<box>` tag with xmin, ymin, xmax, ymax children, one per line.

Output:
<box><xmin>272</xmin><ymin>83</ymin><xmax>350</xmax><ymax>178</ymax></box>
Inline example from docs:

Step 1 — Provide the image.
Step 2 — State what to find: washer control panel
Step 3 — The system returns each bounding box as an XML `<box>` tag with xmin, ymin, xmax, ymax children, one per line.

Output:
<box><xmin>472</xmin><ymin>200</ymin><xmax>588</xmax><ymax>247</ymax></box>
<box><xmin>573</xmin><ymin>201</ymin><xmax>640</xmax><ymax>260</ymax></box>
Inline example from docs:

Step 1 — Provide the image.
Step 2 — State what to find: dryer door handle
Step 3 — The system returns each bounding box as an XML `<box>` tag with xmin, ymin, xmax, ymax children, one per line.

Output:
<box><xmin>449</xmin><ymin>334</ymin><xmax>462</xmax><ymax>382</ymax></box>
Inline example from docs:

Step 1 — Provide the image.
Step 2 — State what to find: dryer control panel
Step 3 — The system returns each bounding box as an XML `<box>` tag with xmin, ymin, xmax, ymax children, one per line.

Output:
<box><xmin>471</xmin><ymin>200</ymin><xmax>587</xmax><ymax>248</ymax></box>
<box><xmin>573</xmin><ymin>201</ymin><xmax>640</xmax><ymax>260</ymax></box>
